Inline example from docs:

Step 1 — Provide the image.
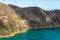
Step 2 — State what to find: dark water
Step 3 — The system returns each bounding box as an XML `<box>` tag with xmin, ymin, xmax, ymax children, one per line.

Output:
<box><xmin>0</xmin><ymin>27</ymin><xmax>60</xmax><ymax>40</ymax></box>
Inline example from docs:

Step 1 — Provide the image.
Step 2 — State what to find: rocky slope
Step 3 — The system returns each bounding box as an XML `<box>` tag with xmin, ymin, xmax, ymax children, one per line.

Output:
<box><xmin>9</xmin><ymin>4</ymin><xmax>60</xmax><ymax>28</ymax></box>
<box><xmin>0</xmin><ymin>3</ymin><xmax>29</xmax><ymax>37</ymax></box>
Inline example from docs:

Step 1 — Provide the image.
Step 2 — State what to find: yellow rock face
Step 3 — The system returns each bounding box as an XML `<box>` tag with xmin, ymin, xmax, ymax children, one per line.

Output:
<box><xmin>0</xmin><ymin>3</ymin><xmax>29</xmax><ymax>38</ymax></box>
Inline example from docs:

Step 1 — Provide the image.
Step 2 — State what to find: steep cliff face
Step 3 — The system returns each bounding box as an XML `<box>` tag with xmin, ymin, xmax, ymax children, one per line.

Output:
<box><xmin>9</xmin><ymin>4</ymin><xmax>60</xmax><ymax>28</ymax></box>
<box><xmin>0</xmin><ymin>3</ymin><xmax>29</xmax><ymax>37</ymax></box>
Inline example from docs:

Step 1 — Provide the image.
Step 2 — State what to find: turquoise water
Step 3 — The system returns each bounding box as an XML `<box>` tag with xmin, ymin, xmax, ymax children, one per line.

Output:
<box><xmin>0</xmin><ymin>28</ymin><xmax>60</xmax><ymax>40</ymax></box>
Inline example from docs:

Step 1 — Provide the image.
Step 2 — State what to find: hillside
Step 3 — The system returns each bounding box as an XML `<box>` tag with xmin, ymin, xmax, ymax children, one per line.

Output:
<box><xmin>9</xmin><ymin>4</ymin><xmax>60</xmax><ymax>28</ymax></box>
<box><xmin>0</xmin><ymin>3</ymin><xmax>29</xmax><ymax>37</ymax></box>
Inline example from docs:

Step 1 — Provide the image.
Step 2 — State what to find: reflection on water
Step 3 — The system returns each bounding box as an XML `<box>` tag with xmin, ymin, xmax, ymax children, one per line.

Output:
<box><xmin>0</xmin><ymin>27</ymin><xmax>60</xmax><ymax>40</ymax></box>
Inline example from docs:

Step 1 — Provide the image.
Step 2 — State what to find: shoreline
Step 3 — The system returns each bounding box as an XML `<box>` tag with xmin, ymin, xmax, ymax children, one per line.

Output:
<box><xmin>0</xmin><ymin>28</ymin><xmax>28</xmax><ymax>38</ymax></box>
<box><xmin>0</xmin><ymin>25</ymin><xmax>60</xmax><ymax>38</ymax></box>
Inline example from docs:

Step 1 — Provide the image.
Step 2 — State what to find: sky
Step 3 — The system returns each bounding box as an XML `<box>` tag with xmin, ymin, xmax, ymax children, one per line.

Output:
<box><xmin>0</xmin><ymin>0</ymin><xmax>60</xmax><ymax>10</ymax></box>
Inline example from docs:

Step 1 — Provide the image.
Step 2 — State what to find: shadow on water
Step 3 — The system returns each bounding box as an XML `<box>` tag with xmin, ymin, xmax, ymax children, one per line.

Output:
<box><xmin>0</xmin><ymin>27</ymin><xmax>60</xmax><ymax>40</ymax></box>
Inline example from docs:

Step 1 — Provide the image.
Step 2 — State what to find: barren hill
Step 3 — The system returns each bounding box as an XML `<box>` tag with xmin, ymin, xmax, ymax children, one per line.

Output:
<box><xmin>0</xmin><ymin>3</ymin><xmax>29</xmax><ymax>37</ymax></box>
<box><xmin>9</xmin><ymin>4</ymin><xmax>60</xmax><ymax>28</ymax></box>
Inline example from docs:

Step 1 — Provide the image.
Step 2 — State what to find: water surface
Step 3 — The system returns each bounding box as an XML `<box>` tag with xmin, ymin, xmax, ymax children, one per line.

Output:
<box><xmin>0</xmin><ymin>27</ymin><xmax>60</xmax><ymax>40</ymax></box>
